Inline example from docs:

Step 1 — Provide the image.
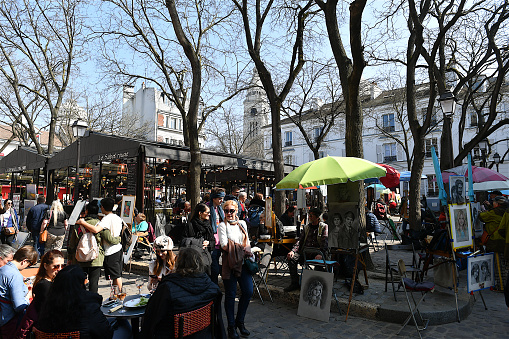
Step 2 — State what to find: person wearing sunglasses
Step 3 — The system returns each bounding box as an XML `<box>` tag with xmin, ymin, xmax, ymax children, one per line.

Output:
<box><xmin>0</xmin><ymin>199</ymin><xmax>19</xmax><ymax>246</ymax></box>
<box><xmin>16</xmin><ymin>250</ymin><xmax>64</xmax><ymax>338</ymax></box>
<box><xmin>218</xmin><ymin>200</ymin><xmax>253</xmax><ymax>339</ymax></box>
<box><xmin>0</xmin><ymin>246</ymin><xmax>38</xmax><ymax>337</ymax></box>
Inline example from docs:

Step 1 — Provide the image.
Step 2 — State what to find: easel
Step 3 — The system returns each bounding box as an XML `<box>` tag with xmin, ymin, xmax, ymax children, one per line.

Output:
<box><xmin>332</xmin><ymin>243</ymin><xmax>370</xmax><ymax>321</ymax></box>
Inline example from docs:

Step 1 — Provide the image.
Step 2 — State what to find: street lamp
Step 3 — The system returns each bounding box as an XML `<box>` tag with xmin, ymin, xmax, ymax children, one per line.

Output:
<box><xmin>438</xmin><ymin>90</ymin><xmax>457</xmax><ymax>170</ymax></box>
<box><xmin>478</xmin><ymin>138</ymin><xmax>488</xmax><ymax>168</ymax></box>
<box><xmin>493</xmin><ymin>152</ymin><xmax>501</xmax><ymax>172</ymax></box>
<box><xmin>72</xmin><ymin>119</ymin><xmax>88</xmax><ymax>203</ymax></box>
<box><xmin>438</xmin><ymin>90</ymin><xmax>457</xmax><ymax>118</ymax></box>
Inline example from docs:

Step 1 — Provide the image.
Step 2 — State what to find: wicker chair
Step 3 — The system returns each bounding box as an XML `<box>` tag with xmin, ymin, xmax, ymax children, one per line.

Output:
<box><xmin>33</xmin><ymin>327</ymin><xmax>80</xmax><ymax>339</ymax></box>
<box><xmin>173</xmin><ymin>301</ymin><xmax>214</xmax><ymax>338</ymax></box>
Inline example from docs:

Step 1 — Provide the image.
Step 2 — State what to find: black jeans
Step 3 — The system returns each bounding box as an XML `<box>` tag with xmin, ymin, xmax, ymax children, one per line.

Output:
<box><xmin>288</xmin><ymin>249</ymin><xmax>322</xmax><ymax>285</ymax></box>
<box><xmin>83</xmin><ymin>266</ymin><xmax>102</xmax><ymax>293</ymax></box>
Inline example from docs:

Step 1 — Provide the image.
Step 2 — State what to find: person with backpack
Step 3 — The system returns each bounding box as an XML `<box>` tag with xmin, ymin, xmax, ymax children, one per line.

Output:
<box><xmin>247</xmin><ymin>193</ymin><xmax>265</xmax><ymax>240</ymax></box>
<box><xmin>76</xmin><ymin>197</ymin><xmax>124</xmax><ymax>291</ymax></box>
<box><xmin>69</xmin><ymin>201</ymin><xmax>120</xmax><ymax>293</ymax></box>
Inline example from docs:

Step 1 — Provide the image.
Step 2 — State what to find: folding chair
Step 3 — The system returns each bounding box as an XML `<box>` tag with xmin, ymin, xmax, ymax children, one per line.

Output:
<box><xmin>302</xmin><ymin>248</ymin><xmax>341</xmax><ymax>314</ymax></box>
<box><xmin>252</xmin><ymin>252</ymin><xmax>273</xmax><ymax>305</ymax></box>
<box><xmin>385</xmin><ymin>243</ymin><xmax>422</xmax><ymax>301</ymax></box>
<box><xmin>33</xmin><ymin>327</ymin><xmax>80</xmax><ymax>338</ymax></box>
<box><xmin>173</xmin><ymin>301</ymin><xmax>214</xmax><ymax>339</ymax></box>
<box><xmin>123</xmin><ymin>235</ymin><xmax>138</xmax><ymax>274</ymax></box>
<box><xmin>396</xmin><ymin>259</ymin><xmax>435</xmax><ymax>339</ymax></box>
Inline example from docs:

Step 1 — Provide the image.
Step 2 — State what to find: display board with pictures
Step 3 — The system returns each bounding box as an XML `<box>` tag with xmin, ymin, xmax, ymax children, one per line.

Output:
<box><xmin>328</xmin><ymin>202</ymin><xmax>359</xmax><ymax>250</ymax></box>
<box><xmin>448</xmin><ymin>203</ymin><xmax>473</xmax><ymax>250</ymax></box>
<box><xmin>121</xmin><ymin>195</ymin><xmax>136</xmax><ymax>224</ymax></box>
<box><xmin>467</xmin><ymin>253</ymin><xmax>494</xmax><ymax>293</ymax></box>
<box><xmin>297</xmin><ymin>269</ymin><xmax>334</xmax><ymax>322</ymax></box>
<box><xmin>449</xmin><ymin>175</ymin><xmax>466</xmax><ymax>204</ymax></box>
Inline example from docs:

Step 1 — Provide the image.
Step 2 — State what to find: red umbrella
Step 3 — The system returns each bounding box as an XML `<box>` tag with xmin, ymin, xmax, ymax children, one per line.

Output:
<box><xmin>376</xmin><ymin>163</ymin><xmax>400</xmax><ymax>188</ymax></box>
<box><xmin>442</xmin><ymin>165</ymin><xmax>509</xmax><ymax>183</ymax></box>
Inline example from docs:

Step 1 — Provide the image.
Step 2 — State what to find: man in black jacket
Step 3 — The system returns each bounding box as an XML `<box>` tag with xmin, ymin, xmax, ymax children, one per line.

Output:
<box><xmin>279</xmin><ymin>206</ymin><xmax>295</xmax><ymax>225</ymax></box>
<box><xmin>25</xmin><ymin>195</ymin><xmax>48</xmax><ymax>256</ymax></box>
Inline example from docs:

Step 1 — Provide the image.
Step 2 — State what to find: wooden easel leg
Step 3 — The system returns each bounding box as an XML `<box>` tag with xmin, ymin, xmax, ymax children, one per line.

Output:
<box><xmin>478</xmin><ymin>290</ymin><xmax>487</xmax><ymax>310</ymax></box>
<box><xmin>346</xmin><ymin>255</ymin><xmax>359</xmax><ymax>322</ymax></box>
<box><xmin>452</xmin><ymin>262</ymin><xmax>461</xmax><ymax>323</ymax></box>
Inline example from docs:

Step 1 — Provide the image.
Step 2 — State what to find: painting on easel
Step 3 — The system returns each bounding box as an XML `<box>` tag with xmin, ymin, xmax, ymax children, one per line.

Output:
<box><xmin>449</xmin><ymin>203</ymin><xmax>473</xmax><ymax>250</ymax></box>
<box><xmin>467</xmin><ymin>253</ymin><xmax>494</xmax><ymax>293</ymax></box>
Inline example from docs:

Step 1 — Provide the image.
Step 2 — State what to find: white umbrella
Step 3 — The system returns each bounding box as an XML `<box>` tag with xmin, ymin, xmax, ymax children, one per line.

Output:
<box><xmin>473</xmin><ymin>181</ymin><xmax>509</xmax><ymax>192</ymax></box>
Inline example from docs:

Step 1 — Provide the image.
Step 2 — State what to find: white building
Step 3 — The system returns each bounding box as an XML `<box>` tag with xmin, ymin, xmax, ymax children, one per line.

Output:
<box><xmin>249</xmin><ymin>81</ymin><xmax>509</xmax><ymax>197</ymax></box>
<box><xmin>122</xmin><ymin>84</ymin><xmax>205</xmax><ymax>146</ymax></box>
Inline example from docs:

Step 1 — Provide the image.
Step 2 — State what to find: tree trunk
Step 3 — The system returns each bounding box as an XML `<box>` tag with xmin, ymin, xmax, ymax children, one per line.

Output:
<box><xmin>409</xmin><ymin>140</ymin><xmax>424</xmax><ymax>231</ymax></box>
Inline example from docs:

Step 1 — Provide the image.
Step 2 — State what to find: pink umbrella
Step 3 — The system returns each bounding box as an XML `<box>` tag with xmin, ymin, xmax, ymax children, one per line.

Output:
<box><xmin>442</xmin><ymin>165</ymin><xmax>509</xmax><ymax>184</ymax></box>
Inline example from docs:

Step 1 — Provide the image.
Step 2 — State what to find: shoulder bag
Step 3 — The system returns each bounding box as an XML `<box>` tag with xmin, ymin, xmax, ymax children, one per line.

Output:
<box><xmin>39</xmin><ymin>211</ymin><xmax>52</xmax><ymax>243</ymax></box>
<box><xmin>238</xmin><ymin>222</ymin><xmax>259</xmax><ymax>275</ymax></box>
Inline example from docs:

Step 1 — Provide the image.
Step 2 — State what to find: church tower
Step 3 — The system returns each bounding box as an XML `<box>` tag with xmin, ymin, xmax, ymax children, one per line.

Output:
<box><xmin>243</xmin><ymin>71</ymin><xmax>269</xmax><ymax>158</ymax></box>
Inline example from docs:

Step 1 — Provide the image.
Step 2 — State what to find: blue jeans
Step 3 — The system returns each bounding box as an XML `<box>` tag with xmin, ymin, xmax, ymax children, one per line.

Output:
<box><xmin>211</xmin><ymin>248</ymin><xmax>221</xmax><ymax>285</ymax></box>
<box><xmin>31</xmin><ymin>232</ymin><xmax>45</xmax><ymax>257</ymax></box>
<box><xmin>223</xmin><ymin>265</ymin><xmax>253</xmax><ymax>327</ymax></box>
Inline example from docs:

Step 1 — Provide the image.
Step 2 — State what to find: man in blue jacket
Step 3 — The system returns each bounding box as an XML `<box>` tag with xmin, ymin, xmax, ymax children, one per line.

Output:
<box><xmin>25</xmin><ymin>195</ymin><xmax>48</xmax><ymax>256</ymax></box>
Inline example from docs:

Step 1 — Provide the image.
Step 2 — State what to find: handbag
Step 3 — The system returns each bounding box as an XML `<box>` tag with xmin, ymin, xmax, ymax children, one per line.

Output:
<box><xmin>39</xmin><ymin>230</ymin><xmax>48</xmax><ymax>243</ymax></box>
<box><xmin>244</xmin><ymin>258</ymin><xmax>259</xmax><ymax>275</ymax></box>
<box><xmin>3</xmin><ymin>227</ymin><xmax>15</xmax><ymax>235</ymax></box>
<box><xmin>480</xmin><ymin>225</ymin><xmax>500</xmax><ymax>246</ymax></box>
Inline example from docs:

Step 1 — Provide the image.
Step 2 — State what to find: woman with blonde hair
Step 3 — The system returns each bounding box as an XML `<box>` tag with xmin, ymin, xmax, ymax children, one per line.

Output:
<box><xmin>41</xmin><ymin>200</ymin><xmax>68</xmax><ymax>253</ymax></box>
<box><xmin>219</xmin><ymin>199</ymin><xmax>253</xmax><ymax>339</ymax></box>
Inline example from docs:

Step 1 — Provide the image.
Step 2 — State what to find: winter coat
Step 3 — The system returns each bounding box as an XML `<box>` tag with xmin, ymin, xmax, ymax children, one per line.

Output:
<box><xmin>142</xmin><ymin>272</ymin><xmax>225</xmax><ymax>339</ymax></box>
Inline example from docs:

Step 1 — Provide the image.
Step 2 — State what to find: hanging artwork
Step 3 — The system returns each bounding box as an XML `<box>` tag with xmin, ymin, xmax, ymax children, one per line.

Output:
<box><xmin>449</xmin><ymin>175</ymin><xmax>465</xmax><ymax>204</ymax></box>
<box><xmin>467</xmin><ymin>253</ymin><xmax>494</xmax><ymax>293</ymax></box>
<box><xmin>328</xmin><ymin>202</ymin><xmax>359</xmax><ymax>249</ymax></box>
<box><xmin>470</xmin><ymin>202</ymin><xmax>482</xmax><ymax>238</ymax></box>
<box><xmin>297</xmin><ymin>269</ymin><xmax>334</xmax><ymax>322</ymax></box>
<box><xmin>121</xmin><ymin>195</ymin><xmax>136</xmax><ymax>224</ymax></box>
<box><xmin>449</xmin><ymin>203</ymin><xmax>473</xmax><ymax>250</ymax></box>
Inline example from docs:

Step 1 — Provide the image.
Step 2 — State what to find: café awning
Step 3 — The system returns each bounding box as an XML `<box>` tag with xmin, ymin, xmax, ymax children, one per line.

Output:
<box><xmin>0</xmin><ymin>147</ymin><xmax>50</xmax><ymax>173</ymax></box>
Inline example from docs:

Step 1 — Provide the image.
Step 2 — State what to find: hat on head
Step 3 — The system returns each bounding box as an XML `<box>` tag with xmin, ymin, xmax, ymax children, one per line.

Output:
<box><xmin>153</xmin><ymin>236</ymin><xmax>174</xmax><ymax>251</ymax></box>
<box><xmin>493</xmin><ymin>196</ymin><xmax>508</xmax><ymax>205</ymax></box>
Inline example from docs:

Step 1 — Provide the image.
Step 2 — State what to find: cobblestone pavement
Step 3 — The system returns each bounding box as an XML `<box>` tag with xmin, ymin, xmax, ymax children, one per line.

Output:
<box><xmin>98</xmin><ymin>273</ymin><xmax>509</xmax><ymax>339</ymax></box>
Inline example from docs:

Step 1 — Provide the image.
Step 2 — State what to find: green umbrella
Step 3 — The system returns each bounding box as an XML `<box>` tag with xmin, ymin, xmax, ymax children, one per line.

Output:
<box><xmin>276</xmin><ymin>156</ymin><xmax>386</xmax><ymax>189</ymax></box>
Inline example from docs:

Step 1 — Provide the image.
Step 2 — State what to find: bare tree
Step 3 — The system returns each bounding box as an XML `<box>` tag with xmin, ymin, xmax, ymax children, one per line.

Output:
<box><xmin>231</xmin><ymin>0</ymin><xmax>315</xmax><ymax>215</ymax></box>
<box><xmin>0</xmin><ymin>0</ymin><xmax>83</xmax><ymax>154</ymax></box>
<box><xmin>281</xmin><ymin>60</ymin><xmax>345</xmax><ymax>160</ymax></box>
<box><xmin>96</xmin><ymin>0</ymin><xmax>246</xmax><ymax>207</ymax></box>
<box><xmin>205</xmin><ymin>104</ymin><xmax>247</xmax><ymax>155</ymax></box>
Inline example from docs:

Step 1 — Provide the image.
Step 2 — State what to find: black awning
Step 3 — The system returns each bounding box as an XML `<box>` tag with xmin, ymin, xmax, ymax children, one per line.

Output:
<box><xmin>0</xmin><ymin>147</ymin><xmax>49</xmax><ymax>173</ymax></box>
<box><xmin>47</xmin><ymin>132</ymin><xmax>141</xmax><ymax>170</ymax></box>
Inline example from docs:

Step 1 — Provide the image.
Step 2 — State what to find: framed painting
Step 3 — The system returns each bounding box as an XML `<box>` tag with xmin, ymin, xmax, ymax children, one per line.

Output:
<box><xmin>449</xmin><ymin>203</ymin><xmax>473</xmax><ymax>250</ymax></box>
<box><xmin>449</xmin><ymin>175</ymin><xmax>465</xmax><ymax>204</ymax></box>
<box><xmin>467</xmin><ymin>253</ymin><xmax>494</xmax><ymax>293</ymax></box>
<box><xmin>297</xmin><ymin>269</ymin><xmax>334</xmax><ymax>322</ymax></box>
<box><xmin>121</xmin><ymin>195</ymin><xmax>136</xmax><ymax>224</ymax></box>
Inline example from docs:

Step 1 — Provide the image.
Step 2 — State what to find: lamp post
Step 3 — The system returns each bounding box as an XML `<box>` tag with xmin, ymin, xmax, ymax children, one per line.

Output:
<box><xmin>478</xmin><ymin>138</ymin><xmax>488</xmax><ymax>168</ymax></box>
<box><xmin>438</xmin><ymin>90</ymin><xmax>457</xmax><ymax>170</ymax></box>
<box><xmin>72</xmin><ymin>119</ymin><xmax>88</xmax><ymax>203</ymax></box>
<box><xmin>493</xmin><ymin>152</ymin><xmax>501</xmax><ymax>172</ymax></box>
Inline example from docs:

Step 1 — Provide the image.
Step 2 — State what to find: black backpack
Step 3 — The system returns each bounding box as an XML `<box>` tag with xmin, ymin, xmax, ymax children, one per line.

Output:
<box><xmin>247</xmin><ymin>206</ymin><xmax>264</xmax><ymax>228</ymax></box>
<box><xmin>121</xmin><ymin>221</ymin><xmax>133</xmax><ymax>253</ymax></box>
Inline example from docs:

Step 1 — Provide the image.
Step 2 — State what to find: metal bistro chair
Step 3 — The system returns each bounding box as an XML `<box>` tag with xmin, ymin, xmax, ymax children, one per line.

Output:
<box><xmin>302</xmin><ymin>248</ymin><xmax>341</xmax><ymax>314</ymax></box>
<box><xmin>252</xmin><ymin>252</ymin><xmax>273</xmax><ymax>304</ymax></box>
<box><xmin>173</xmin><ymin>300</ymin><xmax>215</xmax><ymax>339</ymax></box>
<box><xmin>385</xmin><ymin>243</ymin><xmax>422</xmax><ymax>301</ymax></box>
<box><xmin>396</xmin><ymin>259</ymin><xmax>435</xmax><ymax>339</ymax></box>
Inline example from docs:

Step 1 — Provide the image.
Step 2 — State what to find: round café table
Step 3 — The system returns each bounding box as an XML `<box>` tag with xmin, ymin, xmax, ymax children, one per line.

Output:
<box><xmin>101</xmin><ymin>294</ymin><xmax>148</xmax><ymax>338</ymax></box>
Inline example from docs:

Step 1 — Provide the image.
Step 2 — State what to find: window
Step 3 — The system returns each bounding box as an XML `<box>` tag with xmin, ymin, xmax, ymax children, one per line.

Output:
<box><xmin>382</xmin><ymin>114</ymin><xmax>395</xmax><ymax>132</ymax></box>
<box><xmin>425</xmin><ymin>138</ymin><xmax>439</xmax><ymax>158</ymax></box>
<box><xmin>284</xmin><ymin>131</ymin><xmax>292</xmax><ymax>147</ymax></box>
<box><xmin>284</xmin><ymin>155</ymin><xmax>294</xmax><ymax>165</ymax></box>
<box><xmin>170</xmin><ymin>118</ymin><xmax>177</xmax><ymax>129</ymax></box>
<box><xmin>384</xmin><ymin>143</ymin><xmax>397</xmax><ymax>162</ymax></box>
<box><xmin>313</xmin><ymin>127</ymin><xmax>323</xmax><ymax>142</ymax></box>
<box><xmin>470</xmin><ymin>110</ymin><xmax>477</xmax><ymax>127</ymax></box>
<box><xmin>421</xmin><ymin>108</ymin><xmax>438</xmax><ymax>126</ymax></box>
<box><xmin>165</xmin><ymin>138</ymin><xmax>169</xmax><ymax>143</ymax></box>
<box><xmin>165</xmin><ymin>116</ymin><xmax>170</xmax><ymax>128</ymax></box>
<box><xmin>318</xmin><ymin>151</ymin><xmax>325</xmax><ymax>158</ymax></box>
<box><xmin>178</xmin><ymin>119</ymin><xmax>182</xmax><ymax>131</ymax></box>
<box><xmin>427</xmin><ymin>174</ymin><xmax>439</xmax><ymax>197</ymax></box>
